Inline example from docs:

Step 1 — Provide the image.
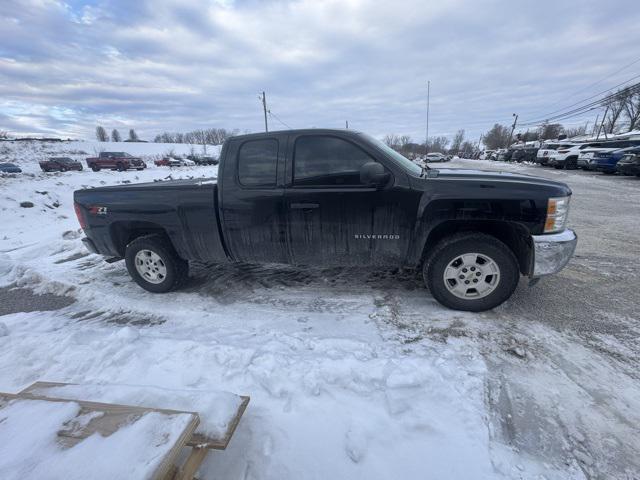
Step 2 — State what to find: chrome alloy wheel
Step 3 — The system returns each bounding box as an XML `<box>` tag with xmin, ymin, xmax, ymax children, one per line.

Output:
<box><xmin>134</xmin><ymin>249</ymin><xmax>167</xmax><ymax>284</ymax></box>
<box><xmin>443</xmin><ymin>253</ymin><xmax>501</xmax><ymax>299</ymax></box>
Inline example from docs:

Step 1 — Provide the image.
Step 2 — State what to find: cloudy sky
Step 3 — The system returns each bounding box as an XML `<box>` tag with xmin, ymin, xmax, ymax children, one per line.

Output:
<box><xmin>1</xmin><ymin>0</ymin><xmax>639</xmax><ymax>142</ymax></box>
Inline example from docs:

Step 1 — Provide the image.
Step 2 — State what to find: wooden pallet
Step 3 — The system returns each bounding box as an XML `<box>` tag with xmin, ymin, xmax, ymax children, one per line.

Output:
<box><xmin>17</xmin><ymin>381</ymin><xmax>250</xmax><ymax>479</ymax></box>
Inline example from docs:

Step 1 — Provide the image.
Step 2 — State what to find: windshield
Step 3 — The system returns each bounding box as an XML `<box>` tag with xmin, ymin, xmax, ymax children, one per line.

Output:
<box><xmin>360</xmin><ymin>133</ymin><xmax>422</xmax><ymax>176</ymax></box>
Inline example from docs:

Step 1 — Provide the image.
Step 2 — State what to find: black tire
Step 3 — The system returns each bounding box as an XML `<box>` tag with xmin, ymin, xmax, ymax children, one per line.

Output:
<box><xmin>125</xmin><ymin>235</ymin><xmax>188</xmax><ymax>293</ymax></box>
<box><xmin>423</xmin><ymin>233</ymin><xmax>520</xmax><ymax>312</ymax></box>
<box><xmin>91</xmin><ymin>165</ymin><xmax>100</xmax><ymax>172</ymax></box>
<box><xmin>60</xmin><ymin>166</ymin><xmax>67</xmax><ymax>172</ymax></box>
<box><xmin>565</xmin><ymin>156</ymin><xmax>578</xmax><ymax>170</ymax></box>
<box><xmin>116</xmin><ymin>163</ymin><xmax>125</xmax><ymax>172</ymax></box>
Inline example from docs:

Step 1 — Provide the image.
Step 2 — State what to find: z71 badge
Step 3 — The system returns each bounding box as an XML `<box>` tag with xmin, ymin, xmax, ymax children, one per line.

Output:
<box><xmin>89</xmin><ymin>206</ymin><xmax>108</xmax><ymax>215</ymax></box>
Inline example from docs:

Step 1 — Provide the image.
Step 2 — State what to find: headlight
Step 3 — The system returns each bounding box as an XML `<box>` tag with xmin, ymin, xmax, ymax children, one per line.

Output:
<box><xmin>544</xmin><ymin>196</ymin><xmax>570</xmax><ymax>233</ymax></box>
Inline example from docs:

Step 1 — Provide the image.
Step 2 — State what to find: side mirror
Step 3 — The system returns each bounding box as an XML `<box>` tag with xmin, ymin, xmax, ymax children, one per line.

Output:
<box><xmin>360</xmin><ymin>162</ymin><xmax>390</xmax><ymax>186</ymax></box>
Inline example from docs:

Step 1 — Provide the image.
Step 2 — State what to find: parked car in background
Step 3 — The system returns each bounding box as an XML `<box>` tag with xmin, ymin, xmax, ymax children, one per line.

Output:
<box><xmin>616</xmin><ymin>153</ymin><xmax>640</xmax><ymax>176</ymax></box>
<box><xmin>39</xmin><ymin>157</ymin><xmax>83</xmax><ymax>172</ymax></box>
<box><xmin>494</xmin><ymin>149</ymin><xmax>508</xmax><ymax>161</ymax></box>
<box><xmin>0</xmin><ymin>162</ymin><xmax>21</xmax><ymax>173</ymax></box>
<box><xmin>86</xmin><ymin>152</ymin><xmax>147</xmax><ymax>172</ymax></box>
<box><xmin>190</xmin><ymin>156</ymin><xmax>219</xmax><ymax>166</ymax></box>
<box><xmin>511</xmin><ymin>147</ymin><xmax>538</xmax><ymax>163</ymax></box>
<box><xmin>479</xmin><ymin>150</ymin><xmax>495</xmax><ymax>160</ymax></box>
<box><xmin>168</xmin><ymin>157</ymin><xmax>196</xmax><ymax>167</ymax></box>
<box><xmin>536</xmin><ymin>143</ymin><xmax>575</xmax><ymax>166</ymax></box>
<box><xmin>425</xmin><ymin>152</ymin><xmax>448</xmax><ymax>163</ymax></box>
<box><xmin>591</xmin><ymin>146</ymin><xmax>640</xmax><ymax>174</ymax></box>
<box><xmin>549</xmin><ymin>143</ymin><xmax>601</xmax><ymax>169</ymax></box>
<box><xmin>154</xmin><ymin>158</ymin><xmax>171</xmax><ymax>167</ymax></box>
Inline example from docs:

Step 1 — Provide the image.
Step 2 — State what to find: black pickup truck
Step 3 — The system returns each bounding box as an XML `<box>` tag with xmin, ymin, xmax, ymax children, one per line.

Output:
<box><xmin>74</xmin><ymin>129</ymin><xmax>577</xmax><ymax>311</ymax></box>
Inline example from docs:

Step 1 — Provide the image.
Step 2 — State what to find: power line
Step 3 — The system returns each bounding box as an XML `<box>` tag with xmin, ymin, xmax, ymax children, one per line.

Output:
<box><xmin>267</xmin><ymin>110</ymin><xmax>293</xmax><ymax>129</ymax></box>
<box><xmin>518</xmin><ymin>78</ymin><xmax>640</xmax><ymax>127</ymax></box>
<box><xmin>544</xmin><ymin>55</ymin><xmax>640</xmax><ymax>110</ymax></box>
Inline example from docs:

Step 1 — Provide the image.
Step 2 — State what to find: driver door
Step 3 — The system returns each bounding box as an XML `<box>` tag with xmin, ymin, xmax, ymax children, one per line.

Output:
<box><xmin>284</xmin><ymin>134</ymin><xmax>401</xmax><ymax>266</ymax></box>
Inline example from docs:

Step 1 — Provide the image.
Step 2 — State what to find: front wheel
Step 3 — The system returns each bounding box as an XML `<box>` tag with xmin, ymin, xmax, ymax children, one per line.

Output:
<box><xmin>125</xmin><ymin>235</ymin><xmax>188</xmax><ymax>293</ymax></box>
<box><xmin>424</xmin><ymin>233</ymin><xmax>520</xmax><ymax>312</ymax></box>
<box><xmin>91</xmin><ymin>165</ymin><xmax>100</xmax><ymax>172</ymax></box>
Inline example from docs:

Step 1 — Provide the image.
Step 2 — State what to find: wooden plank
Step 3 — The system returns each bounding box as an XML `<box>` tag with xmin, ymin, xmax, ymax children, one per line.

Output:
<box><xmin>19</xmin><ymin>382</ymin><xmax>251</xmax><ymax>450</ymax></box>
<box><xmin>175</xmin><ymin>447</ymin><xmax>209</xmax><ymax>480</ymax></box>
<box><xmin>0</xmin><ymin>392</ymin><xmax>199</xmax><ymax>480</ymax></box>
<box><xmin>188</xmin><ymin>395</ymin><xmax>250</xmax><ymax>449</ymax></box>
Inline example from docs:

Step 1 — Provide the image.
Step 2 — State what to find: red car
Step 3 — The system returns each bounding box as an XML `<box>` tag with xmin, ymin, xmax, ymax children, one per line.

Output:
<box><xmin>39</xmin><ymin>157</ymin><xmax>83</xmax><ymax>172</ymax></box>
<box><xmin>154</xmin><ymin>158</ymin><xmax>171</xmax><ymax>167</ymax></box>
<box><xmin>86</xmin><ymin>152</ymin><xmax>147</xmax><ymax>172</ymax></box>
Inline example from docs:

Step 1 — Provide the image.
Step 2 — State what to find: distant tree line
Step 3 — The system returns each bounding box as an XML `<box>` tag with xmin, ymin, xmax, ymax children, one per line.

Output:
<box><xmin>383</xmin><ymin>129</ymin><xmax>475</xmax><ymax>157</ymax></box>
<box><xmin>153</xmin><ymin>128</ymin><xmax>240</xmax><ymax>146</ymax></box>
<box><xmin>95</xmin><ymin>126</ymin><xmax>140</xmax><ymax>143</ymax></box>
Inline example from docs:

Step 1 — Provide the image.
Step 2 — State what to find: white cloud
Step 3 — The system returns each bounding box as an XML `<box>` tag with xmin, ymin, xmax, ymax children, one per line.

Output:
<box><xmin>0</xmin><ymin>0</ymin><xmax>638</xmax><ymax>141</ymax></box>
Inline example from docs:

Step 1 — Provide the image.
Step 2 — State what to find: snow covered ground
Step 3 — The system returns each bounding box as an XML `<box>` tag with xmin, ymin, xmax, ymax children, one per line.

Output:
<box><xmin>0</xmin><ymin>141</ymin><xmax>639</xmax><ymax>479</ymax></box>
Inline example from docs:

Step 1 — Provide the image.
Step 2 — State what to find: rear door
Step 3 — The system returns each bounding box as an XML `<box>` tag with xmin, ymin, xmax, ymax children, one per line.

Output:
<box><xmin>219</xmin><ymin>135</ymin><xmax>289</xmax><ymax>263</ymax></box>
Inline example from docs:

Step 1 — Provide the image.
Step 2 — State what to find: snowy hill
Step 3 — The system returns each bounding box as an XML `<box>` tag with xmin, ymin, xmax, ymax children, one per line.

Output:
<box><xmin>0</xmin><ymin>140</ymin><xmax>222</xmax><ymax>174</ymax></box>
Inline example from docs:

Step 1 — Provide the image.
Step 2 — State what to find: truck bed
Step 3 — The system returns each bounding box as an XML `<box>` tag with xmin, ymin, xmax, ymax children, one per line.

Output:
<box><xmin>74</xmin><ymin>178</ymin><xmax>228</xmax><ymax>263</ymax></box>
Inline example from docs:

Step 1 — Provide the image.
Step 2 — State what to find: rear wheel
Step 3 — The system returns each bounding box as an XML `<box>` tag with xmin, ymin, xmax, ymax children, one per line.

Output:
<box><xmin>125</xmin><ymin>235</ymin><xmax>188</xmax><ymax>293</ymax></box>
<box><xmin>91</xmin><ymin>165</ymin><xmax>100</xmax><ymax>172</ymax></box>
<box><xmin>423</xmin><ymin>233</ymin><xmax>520</xmax><ymax>312</ymax></box>
<box><xmin>565</xmin><ymin>156</ymin><xmax>578</xmax><ymax>169</ymax></box>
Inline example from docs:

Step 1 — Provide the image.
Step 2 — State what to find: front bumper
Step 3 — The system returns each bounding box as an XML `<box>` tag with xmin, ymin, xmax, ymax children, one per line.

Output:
<box><xmin>617</xmin><ymin>164</ymin><xmax>640</xmax><ymax>175</ymax></box>
<box><xmin>531</xmin><ymin>229</ymin><xmax>577</xmax><ymax>277</ymax></box>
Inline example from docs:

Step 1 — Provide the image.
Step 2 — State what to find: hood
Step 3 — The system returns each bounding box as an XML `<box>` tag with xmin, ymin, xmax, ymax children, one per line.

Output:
<box><xmin>415</xmin><ymin>167</ymin><xmax>571</xmax><ymax>197</ymax></box>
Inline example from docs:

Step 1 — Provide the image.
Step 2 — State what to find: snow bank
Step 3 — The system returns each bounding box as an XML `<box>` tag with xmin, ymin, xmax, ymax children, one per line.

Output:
<box><xmin>0</xmin><ymin>139</ymin><xmax>222</xmax><ymax>175</ymax></box>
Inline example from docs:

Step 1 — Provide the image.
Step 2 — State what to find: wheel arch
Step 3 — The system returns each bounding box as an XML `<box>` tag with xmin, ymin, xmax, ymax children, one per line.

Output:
<box><xmin>420</xmin><ymin>220</ymin><xmax>533</xmax><ymax>275</ymax></box>
<box><xmin>109</xmin><ymin>221</ymin><xmax>175</xmax><ymax>258</ymax></box>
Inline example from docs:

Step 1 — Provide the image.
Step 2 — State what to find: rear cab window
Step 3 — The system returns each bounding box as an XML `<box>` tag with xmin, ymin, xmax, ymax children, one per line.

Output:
<box><xmin>237</xmin><ymin>138</ymin><xmax>279</xmax><ymax>187</ymax></box>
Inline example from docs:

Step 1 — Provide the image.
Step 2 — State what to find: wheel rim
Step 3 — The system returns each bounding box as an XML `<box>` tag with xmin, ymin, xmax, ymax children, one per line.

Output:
<box><xmin>134</xmin><ymin>249</ymin><xmax>167</xmax><ymax>284</ymax></box>
<box><xmin>443</xmin><ymin>253</ymin><xmax>501</xmax><ymax>300</ymax></box>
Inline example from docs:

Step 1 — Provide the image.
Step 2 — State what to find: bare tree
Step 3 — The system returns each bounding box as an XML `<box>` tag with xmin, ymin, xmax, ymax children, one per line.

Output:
<box><xmin>563</xmin><ymin>125</ymin><xmax>587</xmax><ymax>138</ymax></box>
<box><xmin>111</xmin><ymin>129</ymin><xmax>121</xmax><ymax>142</ymax></box>
<box><xmin>96</xmin><ymin>126</ymin><xmax>108</xmax><ymax>142</ymax></box>
<box><xmin>451</xmin><ymin>129</ymin><xmax>465</xmax><ymax>152</ymax></box>
<box><xmin>128</xmin><ymin>129</ymin><xmax>139</xmax><ymax>141</ymax></box>
<box><xmin>483</xmin><ymin>124</ymin><xmax>510</xmax><ymax>149</ymax></box>
<box><xmin>383</xmin><ymin>134</ymin><xmax>400</xmax><ymax>149</ymax></box>
<box><xmin>460</xmin><ymin>140</ymin><xmax>476</xmax><ymax>158</ymax></box>
<box><xmin>623</xmin><ymin>91</ymin><xmax>640</xmax><ymax>132</ymax></box>
<box><xmin>539</xmin><ymin>123</ymin><xmax>562</xmax><ymax>140</ymax></box>
<box><xmin>604</xmin><ymin>89</ymin><xmax>630</xmax><ymax>134</ymax></box>
<box><xmin>427</xmin><ymin>136</ymin><xmax>450</xmax><ymax>153</ymax></box>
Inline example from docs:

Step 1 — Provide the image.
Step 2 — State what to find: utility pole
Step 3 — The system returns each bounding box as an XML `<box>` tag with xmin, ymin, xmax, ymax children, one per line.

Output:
<box><xmin>425</xmin><ymin>80</ymin><xmax>430</xmax><ymax>156</ymax></box>
<box><xmin>345</xmin><ymin>120</ymin><xmax>349</xmax><ymax>129</ymax></box>
<box><xmin>260</xmin><ymin>91</ymin><xmax>268</xmax><ymax>133</ymax></box>
<box><xmin>507</xmin><ymin>113</ymin><xmax>518</xmax><ymax>147</ymax></box>
<box><xmin>591</xmin><ymin>115</ymin><xmax>599</xmax><ymax>136</ymax></box>
<box><xmin>596</xmin><ymin>106</ymin><xmax>608</xmax><ymax>140</ymax></box>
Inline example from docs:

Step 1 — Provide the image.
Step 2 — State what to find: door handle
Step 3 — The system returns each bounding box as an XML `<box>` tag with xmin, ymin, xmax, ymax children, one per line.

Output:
<box><xmin>290</xmin><ymin>203</ymin><xmax>319</xmax><ymax>209</ymax></box>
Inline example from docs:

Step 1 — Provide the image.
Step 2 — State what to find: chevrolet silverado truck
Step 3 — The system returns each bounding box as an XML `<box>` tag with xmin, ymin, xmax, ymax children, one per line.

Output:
<box><xmin>73</xmin><ymin>129</ymin><xmax>577</xmax><ymax>311</ymax></box>
<box><xmin>86</xmin><ymin>152</ymin><xmax>147</xmax><ymax>172</ymax></box>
